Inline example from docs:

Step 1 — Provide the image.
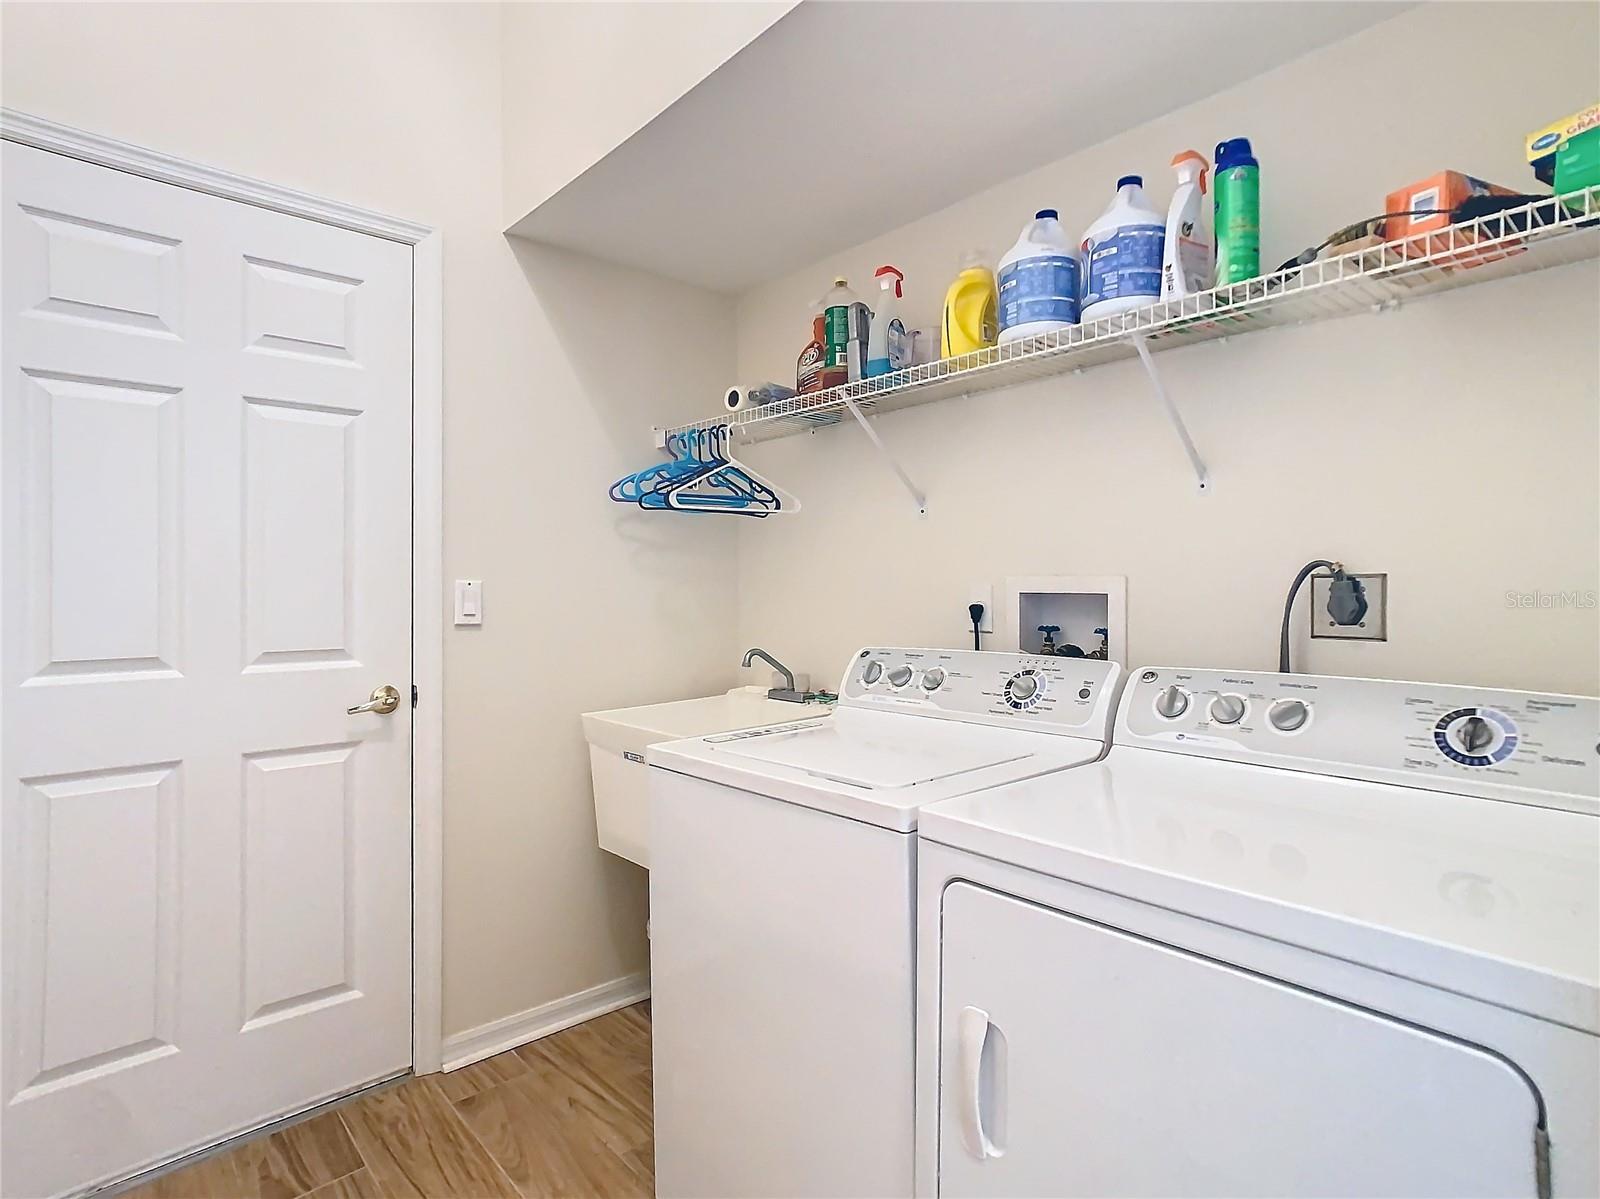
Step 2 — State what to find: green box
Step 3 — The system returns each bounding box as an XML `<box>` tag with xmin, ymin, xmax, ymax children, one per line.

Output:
<box><xmin>1555</xmin><ymin>126</ymin><xmax>1600</xmax><ymax>203</ymax></box>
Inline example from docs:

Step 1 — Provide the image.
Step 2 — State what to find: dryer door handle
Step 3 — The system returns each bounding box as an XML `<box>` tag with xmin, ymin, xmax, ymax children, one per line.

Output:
<box><xmin>957</xmin><ymin>1005</ymin><xmax>1005</xmax><ymax>1160</ymax></box>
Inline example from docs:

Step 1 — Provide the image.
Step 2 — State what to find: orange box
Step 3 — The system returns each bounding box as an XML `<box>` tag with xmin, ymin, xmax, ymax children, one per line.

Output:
<box><xmin>1384</xmin><ymin>170</ymin><xmax>1520</xmax><ymax>262</ymax></box>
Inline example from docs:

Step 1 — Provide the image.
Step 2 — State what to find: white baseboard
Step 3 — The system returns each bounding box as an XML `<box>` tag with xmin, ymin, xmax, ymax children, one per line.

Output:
<box><xmin>439</xmin><ymin>972</ymin><xmax>650</xmax><ymax>1073</ymax></box>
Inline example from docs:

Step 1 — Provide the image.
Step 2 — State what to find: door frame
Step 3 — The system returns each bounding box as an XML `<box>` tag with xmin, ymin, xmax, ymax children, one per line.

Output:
<box><xmin>0</xmin><ymin>108</ymin><xmax>448</xmax><ymax>1074</ymax></box>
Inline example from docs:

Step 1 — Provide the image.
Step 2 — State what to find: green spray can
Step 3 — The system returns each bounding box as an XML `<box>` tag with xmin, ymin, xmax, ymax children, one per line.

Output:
<box><xmin>1213</xmin><ymin>138</ymin><xmax>1260</xmax><ymax>285</ymax></box>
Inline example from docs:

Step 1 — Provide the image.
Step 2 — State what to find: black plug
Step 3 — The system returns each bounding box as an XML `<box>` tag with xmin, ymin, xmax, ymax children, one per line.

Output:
<box><xmin>1326</xmin><ymin>571</ymin><xmax>1369</xmax><ymax>626</ymax></box>
<box><xmin>968</xmin><ymin>603</ymin><xmax>985</xmax><ymax>651</ymax></box>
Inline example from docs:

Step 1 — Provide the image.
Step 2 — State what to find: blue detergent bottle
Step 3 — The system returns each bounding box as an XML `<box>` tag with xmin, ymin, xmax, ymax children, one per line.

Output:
<box><xmin>997</xmin><ymin>209</ymin><xmax>1080</xmax><ymax>343</ymax></box>
<box><xmin>1079</xmin><ymin>175</ymin><xmax>1166</xmax><ymax>322</ymax></box>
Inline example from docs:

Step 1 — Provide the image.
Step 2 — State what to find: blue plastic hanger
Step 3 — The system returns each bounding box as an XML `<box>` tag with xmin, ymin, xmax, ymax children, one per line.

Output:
<box><xmin>610</xmin><ymin>425</ymin><xmax>799</xmax><ymax>516</ymax></box>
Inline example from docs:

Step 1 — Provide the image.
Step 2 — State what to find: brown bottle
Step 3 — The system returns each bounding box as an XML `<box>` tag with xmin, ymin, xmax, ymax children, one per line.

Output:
<box><xmin>797</xmin><ymin>314</ymin><xmax>826</xmax><ymax>394</ymax></box>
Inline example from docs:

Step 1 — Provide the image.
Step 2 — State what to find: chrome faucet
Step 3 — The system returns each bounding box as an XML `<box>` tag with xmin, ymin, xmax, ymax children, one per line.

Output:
<box><xmin>742</xmin><ymin>647</ymin><xmax>805</xmax><ymax>703</ymax></box>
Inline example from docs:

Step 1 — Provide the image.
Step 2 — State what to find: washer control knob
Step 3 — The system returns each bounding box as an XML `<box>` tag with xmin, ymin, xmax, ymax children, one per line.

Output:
<box><xmin>1454</xmin><ymin>715</ymin><xmax>1494</xmax><ymax>754</ymax></box>
<box><xmin>1154</xmin><ymin>685</ymin><xmax>1189</xmax><ymax>719</ymax></box>
<box><xmin>1209</xmin><ymin>694</ymin><xmax>1247</xmax><ymax>725</ymax></box>
<box><xmin>922</xmin><ymin>667</ymin><xmax>947</xmax><ymax>692</ymax></box>
<box><xmin>1268</xmin><ymin>699</ymin><xmax>1310</xmax><ymax>732</ymax></box>
<box><xmin>887</xmin><ymin>665</ymin><xmax>914</xmax><ymax>689</ymax></box>
<box><xmin>861</xmin><ymin>660</ymin><xmax>884</xmax><ymax>685</ymax></box>
<box><xmin>1009</xmin><ymin>674</ymin><xmax>1038</xmax><ymax>701</ymax></box>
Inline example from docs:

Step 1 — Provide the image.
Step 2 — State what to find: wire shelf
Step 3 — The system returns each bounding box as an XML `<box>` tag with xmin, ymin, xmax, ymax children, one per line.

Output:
<box><xmin>663</xmin><ymin>190</ymin><xmax>1600</xmax><ymax>446</ymax></box>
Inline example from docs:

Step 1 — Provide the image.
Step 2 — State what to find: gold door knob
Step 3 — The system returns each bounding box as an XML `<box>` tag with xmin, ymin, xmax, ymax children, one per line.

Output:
<box><xmin>347</xmin><ymin>685</ymin><xmax>402</xmax><ymax>716</ymax></box>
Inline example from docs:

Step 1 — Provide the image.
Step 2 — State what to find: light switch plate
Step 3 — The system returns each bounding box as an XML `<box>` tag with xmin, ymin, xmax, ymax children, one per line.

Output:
<box><xmin>967</xmin><ymin>582</ymin><xmax>994</xmax><ymax>633</ymax></box>
<box><xmin>1310</xmin><ymin>572</ymin><xmax>1386</xmax><ymax>641</ymax></box>
<box><xmin>454</xmin><ymin>579</ymin><xmax>483</xmax><ymax>626</ymax></box>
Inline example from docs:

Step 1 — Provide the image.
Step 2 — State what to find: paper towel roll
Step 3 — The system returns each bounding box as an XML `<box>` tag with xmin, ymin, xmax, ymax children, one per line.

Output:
<box><xmin>724</xmin><ymin>382</ymin><xmax>798</xmax><ymax>412</ymax></box>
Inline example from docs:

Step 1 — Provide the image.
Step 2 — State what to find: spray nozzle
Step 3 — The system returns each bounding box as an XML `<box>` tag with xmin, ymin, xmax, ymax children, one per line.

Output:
<box><xmin>1171</xmin><ymin>150</ymin><xmax>1210</xmax><ymax>194</ymax></box>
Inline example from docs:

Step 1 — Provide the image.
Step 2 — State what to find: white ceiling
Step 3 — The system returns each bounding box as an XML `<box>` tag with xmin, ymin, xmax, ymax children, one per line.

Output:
<box><xmin>508</xmin><ymin>1</ymin><xmax>1407</xmax><ymax>293</ymax></box>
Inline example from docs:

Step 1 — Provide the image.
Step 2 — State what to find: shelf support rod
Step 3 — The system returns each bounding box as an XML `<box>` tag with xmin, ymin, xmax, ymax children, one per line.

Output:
<box><xmin>1132</xmin><ymin>335</ymin><xmax>1209</xmax><ymax>493</ymax></box>
<box><xmin>837</xmin><ymin>392</ymin><xmax>927</xmax><ymax>514</ymax></box>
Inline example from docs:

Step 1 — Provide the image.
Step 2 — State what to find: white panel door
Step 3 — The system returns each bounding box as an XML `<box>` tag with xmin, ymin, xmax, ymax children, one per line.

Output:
<box><xmin>938</xmin><ymin>883</ymin><xmax>1543</xmax><ymax>1198</ymax></box>
<box><xmin>1</xmin><ymin>142</ymin><xmax>414</xmax><ymax>1199</ymax></box>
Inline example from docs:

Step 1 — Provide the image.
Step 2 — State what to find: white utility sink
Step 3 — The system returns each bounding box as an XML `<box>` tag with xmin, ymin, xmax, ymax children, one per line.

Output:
<box><xmin>582</xmin><ymin>687</ymin><xmax>831</xmax><ymax>868</ymax></box>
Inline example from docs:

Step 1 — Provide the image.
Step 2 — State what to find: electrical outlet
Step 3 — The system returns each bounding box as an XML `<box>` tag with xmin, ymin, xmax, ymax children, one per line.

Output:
<box><xmin>1310</xmin><ymin>573</ymin><xmax>1386</xmax><ymax>641</ymax></box>
<box><xmin>967</xmin><ymin>582</ymin><xmax>994</xmax><ymax>633</ymax></box>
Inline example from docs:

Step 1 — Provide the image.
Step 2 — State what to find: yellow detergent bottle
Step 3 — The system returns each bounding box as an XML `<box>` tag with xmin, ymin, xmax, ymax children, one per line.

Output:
<box><xmin>941</xmin><ymin>251</ymin><xmax>999</xmax><ymax>358</ymax></box>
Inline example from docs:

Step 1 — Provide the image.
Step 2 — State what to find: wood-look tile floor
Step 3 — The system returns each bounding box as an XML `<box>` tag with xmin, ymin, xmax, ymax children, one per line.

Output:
<box><xmin>120</xmin><ymin>1003</ymin><xmax>653</xmax><ymax>1199</ymax></box>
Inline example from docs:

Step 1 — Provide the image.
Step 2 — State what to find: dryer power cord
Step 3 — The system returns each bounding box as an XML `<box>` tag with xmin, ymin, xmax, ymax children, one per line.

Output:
<box><xmin>1279</xmin><ymin>560</ymin><xmax>1368</xmax><ymax>673</ymax></box>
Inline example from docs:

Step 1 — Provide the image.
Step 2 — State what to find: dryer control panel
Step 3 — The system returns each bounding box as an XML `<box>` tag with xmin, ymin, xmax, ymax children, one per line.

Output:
<box><xmin>841</xmin><ymin>648</ymin><xmax>1122</xmax><ymax>739</ymax></box>
<box><xmin>1119</xmin><ymin>667</ymin><xmax>1599</xmax><ymax>815</ymax></box>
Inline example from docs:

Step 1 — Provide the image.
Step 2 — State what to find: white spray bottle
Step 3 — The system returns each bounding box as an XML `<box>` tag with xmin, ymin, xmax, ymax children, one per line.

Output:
<box><xmin>1162</xmin><ymin>150</ymin><xmax>1213</xmax><ymax>301</ymax></box>
<box><xmin>866</xmin><ymin>265</ymin><xmax>910</xmax><ymax>378</ymax></box>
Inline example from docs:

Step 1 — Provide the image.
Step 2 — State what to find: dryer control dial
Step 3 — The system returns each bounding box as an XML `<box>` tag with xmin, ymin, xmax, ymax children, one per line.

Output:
<box><xmin>1154</xmin><ymin>685</ymin><xmax>1189</xmax><ymax>719</ymax></box>
<box><xmin>1209</xmin><ymin>694</ymin><xmax>1247</xmax><ymax>725</ymax></box>
<box><xmin>1457</xmin><ymin>716</ymin><xmax>1494</xmax><ymax>753</ymax></box>
<box><xmin>1268</xmin><ymin>699</ymin><xmax>1310</xmax><ymax>732</ymax></box>
<box><xmin>1434</xmin><ymin>707</ymin><xmax>1518</xmax><ymax>766</ymax></box>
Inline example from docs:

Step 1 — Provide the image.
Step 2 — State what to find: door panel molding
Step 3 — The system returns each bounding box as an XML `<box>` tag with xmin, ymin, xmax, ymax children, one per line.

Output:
<box><xmin>1</xmin><ymin>106</ymin><xmax>446</xmax><ymax>1094</ymax></box>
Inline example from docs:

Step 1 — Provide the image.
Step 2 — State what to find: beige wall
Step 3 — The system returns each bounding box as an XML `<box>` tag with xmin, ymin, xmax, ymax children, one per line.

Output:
<box><xmin>500</xmin><ymin>0</ymin><xmax>797</xmax><ymax>226</ymax></box>
<box><xmin>1</xmin><ymin>1</ymin><xmax>741</xmax><ymax>1038</ymax></box>
<box><xmin>734</xmin><ymin>3</ymin><xmax>1600</xmax><ymax>697</ymax></box>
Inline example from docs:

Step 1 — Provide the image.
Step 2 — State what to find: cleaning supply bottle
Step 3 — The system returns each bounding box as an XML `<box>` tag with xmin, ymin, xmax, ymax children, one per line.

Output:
<box><xmin>822</xmin><ymin>277</ymin><xmax>861</xmax><ymax>380</ymax></box>
<box><xmin>1213</xmin><ymin>138</ymin><xmax>1260</xmax><ymax>285</ymax></box>
<box><xmin>866</xmin><ymin>265</ymin><xmax>910</xmax><ymax>378</ymax></box>
<box><xmin>1162</xmin><ymin>151</ymin><xmax>1213</xmax><ymax>301</ymax></box>
<box><xmin>846</xmin><ymin>306</ymin><xmax>870</xmax><ymax>383</ymax></box>
<box><xmin>940</xmin><ymin>252</ymin><xmax>998</xmax><ymax>358</ymax></box>
<box><xmin>997</xmin><ymin>209</ymin><xmax>1080</xmax><ymax>343</ymax></box>
<box><xmin>797</xmin><ymin>307</ymin><xmax>826</xmax><ymax>394</ymax></box>
<box><xmin>1080</xmin><ymin>175</ymin><xmax>1166</xmax><ymax>322</ymax></box>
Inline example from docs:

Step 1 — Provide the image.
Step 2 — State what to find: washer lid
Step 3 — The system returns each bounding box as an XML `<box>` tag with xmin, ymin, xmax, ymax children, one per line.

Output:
<box><xmin>713</xmin><ymin>717</ymin><xmax>1031</xmax><ymax>789</ymax></box>
<box><xmin>650</xmin><ymin>708</ymin><xmax>1106</xmax><ymax>831</ymax></box>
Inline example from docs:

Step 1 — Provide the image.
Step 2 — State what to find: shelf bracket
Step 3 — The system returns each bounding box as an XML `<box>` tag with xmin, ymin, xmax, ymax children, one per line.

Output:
<box><xmin>1132</xmin><ymin>335</ymin><xmax>1209</xmax><ymax>493</ymax></box>
<box><xmin>838</xmin><ymin>392</ymin><xmax>927</xmax><ymax>514</ymax></box>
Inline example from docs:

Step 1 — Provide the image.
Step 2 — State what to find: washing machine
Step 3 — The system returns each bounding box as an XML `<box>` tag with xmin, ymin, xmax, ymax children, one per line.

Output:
<box><xmin>648</xmin><ymin>647</ymin><xmax>1123</xmax><ymax>1199</ymax></box>
<box><xmin>914</xmin><ymin>666</ymin><xmax>1599</xmax><ymax>1198</ymax></box>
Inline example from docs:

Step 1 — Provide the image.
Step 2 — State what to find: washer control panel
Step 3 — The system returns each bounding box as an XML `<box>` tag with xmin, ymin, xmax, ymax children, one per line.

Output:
<box><xmin>1119</xmin><ymin>667</ymin><xmax>1599</xmax><ymax>814</ymax></box>
<box><xmin>841</xmin><ymin>647</ymin><xmax>1122</xmax><ymax>737</ymax></box>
